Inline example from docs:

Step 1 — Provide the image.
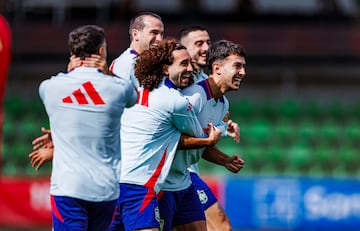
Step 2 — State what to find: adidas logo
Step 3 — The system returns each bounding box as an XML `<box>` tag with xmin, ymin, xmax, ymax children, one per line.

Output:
<box><xmin>62</xmin><ymin>81</ymin><xmax>105</xmax><ymax>105</ymax></box>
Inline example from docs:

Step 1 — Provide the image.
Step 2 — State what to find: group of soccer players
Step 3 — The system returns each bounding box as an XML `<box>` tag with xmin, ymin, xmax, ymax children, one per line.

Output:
<box><xmin>29</xmin><ymin>12</ymin><xmax>246</xmax><ymax>231</ymax></box>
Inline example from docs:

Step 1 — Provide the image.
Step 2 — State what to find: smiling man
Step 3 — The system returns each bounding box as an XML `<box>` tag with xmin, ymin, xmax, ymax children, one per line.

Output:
<box><xmin>160</xmin><ymin>39</ymin><xmax>246</xmax><ymax>231</ymax></box>
<box><xmin>179</xmin><ymin>26</ymin><xmax>245</xmax><ymax>231</ymax></box>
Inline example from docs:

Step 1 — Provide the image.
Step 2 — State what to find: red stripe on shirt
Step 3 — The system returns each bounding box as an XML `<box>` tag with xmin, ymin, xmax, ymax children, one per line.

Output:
<box><xmin>141</xmin><ymin>88</ymin><xmax>150</xmax><ymax>107</ymax></box>
<box><xmin>83</xmin><ymin>81</ymin><xmax>105</xmax><ymax>105</ymax></box>
<box><xmin>204</xmin><ymin>79</ymin><xmax>213</xmax><ymax>98</ymax></box>
<box><xmin>144</xmin><ymin>147</ymin><xmax>167</xmax><ymax>189</ymax></box>
<box><xmin>109</xmin><ymin>61</ymin><xmax>115</xmax><ymax>73</ymax></box>
<box><xmin>62</xmin><ymin>96</ymin><xmax>72</xmax><ymax>103</ymax></box>
<box><xmin>139</xmin><ymin>144</ymin><xmax>168</xmax><ymax>212</ymax></box>
<box><xmin>73</xmin><ymin>88</ymin><xmax>88</xmax><ymax>104</ymax></box>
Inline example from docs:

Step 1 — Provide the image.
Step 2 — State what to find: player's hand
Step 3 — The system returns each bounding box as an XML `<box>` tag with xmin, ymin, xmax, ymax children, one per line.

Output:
<box><xmin>224</xmin><ymin>154</ymin><xmax>244</xmax><ymax>173</ymax></box>
<box><xmin>223</xmin><ymin>111</ymin><xmax>229</xmax><ymax>122</ymax></box>
<box><xmin>67</xmin><ymin>55</ymin><xmax>82</xmax><ymax>72</ymax></box>
<box><xmin>82</xmin><ymin>54</ymin><xmax>112</xmax><ymax>75</ymax></box>
<box><xmin>206</xmin><ymin>123</ymin><xmax>222</xmax><ymax>146</ymax></box>
<box><xmin>29</xmin><ymin>148</ymin><xmax>54</xmax><ymax>171</ymax></box>
<box><xmin>67</xmin><ymin>54</ymin><xmax>111</xmax><ymax>75</ymax></box>
<box><xmin>227</xmin><ymin>120</ymin><xmax>240</xmax><ymax>143</ymax></box>
<box><xmin>32</xmin><ymin>127</ymin><xmax>53</xmax><ymax>150</ymax></box>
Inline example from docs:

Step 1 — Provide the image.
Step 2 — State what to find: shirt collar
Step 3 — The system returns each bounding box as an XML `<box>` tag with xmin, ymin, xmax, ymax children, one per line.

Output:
<box><xmin>198</xmin><ymin>79</ymin><xmax>224</xmax><ymax>103</ymax></box>
<box><xmin>130</xmin><ymin>49</ymin><xmax>139</xmax><ymax>56</ymax></box>
<box><xmin>69</xmin><ymin>66</ymin><xmax>102</xmax><ymax>73</ymax></box>
<box><xmin>164</xmin><ymin>78</ymin><xmax>180</xmax><ymax>90</ymax></box>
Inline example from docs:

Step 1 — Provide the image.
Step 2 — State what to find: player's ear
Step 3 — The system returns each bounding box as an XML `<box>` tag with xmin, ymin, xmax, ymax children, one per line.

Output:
<box><xmin>212</xmin><ymin>61</ymin><xmax>221</xmax><ymax>75</ymax></box>
<box><xmin>162</xmin><ymin>64</ymin><xmax>169</xmax><ymax>76</ymax></box>
<box><xmin>131</xmin><ymin>29</ymin><xmax>139</xmax><ymax>41</ymax></box>
<box><xmin>98</xmin><ymin>42</ymin><xmax>107</xmax><ymax>58</ymax></box>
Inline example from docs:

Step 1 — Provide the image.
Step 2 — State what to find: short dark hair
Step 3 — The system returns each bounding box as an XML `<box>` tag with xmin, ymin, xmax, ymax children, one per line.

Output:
<box><xmin>68</xmin><ymin>25</ymin><xmax>105</xmax><ymax>60</ymax></box>
<box><xmin>129</xmin><ymin>12</ymin><xmax>162</xmax><ymax>41</ymax></box>
<box><xmin>179</xmin><ymin>25</ymin><xmax>208</xmax><ymax>40</ymax></box>
<box><xmin>206</xmin><ymin>40</ymin><xmax>246</xmax><ymax>74</ymax></box>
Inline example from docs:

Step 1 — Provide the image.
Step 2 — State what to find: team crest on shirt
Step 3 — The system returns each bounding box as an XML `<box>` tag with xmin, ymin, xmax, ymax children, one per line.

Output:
<box><xmin>197</xmin><ymin>189</ymin><xmax>208</xmax><ymax>204</ymax></box>
<box><xmin>155</xmin><ymin>206</ymin><xmax>161</xmax><ymax>223</ymax></box>
<box><xmin>187</xmin><ymin>102</ymin><xmax>193</xmax><ymax>111</ymax></box>
<box><xmin>159</xmin><ymin>218</ymin><xmax>164</xmax><ymax>231</ymax></box>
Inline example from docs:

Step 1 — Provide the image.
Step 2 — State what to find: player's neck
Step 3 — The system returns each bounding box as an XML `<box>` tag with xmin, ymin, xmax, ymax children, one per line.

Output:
<box><xmin>207</xmin><ymin>77</ymin><xmax>223</xmax><ymax>101</ymax></box>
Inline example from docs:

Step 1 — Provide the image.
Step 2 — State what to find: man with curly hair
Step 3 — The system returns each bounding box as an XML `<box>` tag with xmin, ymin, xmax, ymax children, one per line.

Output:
<box><xmin>117</xmin><ymin>39</ymin><xmax>222</xmax><ymax>231</ymax></box>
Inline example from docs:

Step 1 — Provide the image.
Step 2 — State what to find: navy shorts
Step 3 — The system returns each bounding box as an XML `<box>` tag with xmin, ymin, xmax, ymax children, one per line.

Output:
<box><xmin>190</xmin><ymin>172</ymin><xmax>218</xmax><ymax>210</ymax></box>
<box><xmin>51</xmin><ymin>195</ymin><xmax>117</xmax><ymax>231</ymax></box>
<box><xmin>158</xmin><ymin>184</ymin><xmax>205</xmax><ymax>231</ymax></box>
<box><xmin>109</xmin><ymin>183</ymin><xmax>160</xmax><ymax>231</ymax></box>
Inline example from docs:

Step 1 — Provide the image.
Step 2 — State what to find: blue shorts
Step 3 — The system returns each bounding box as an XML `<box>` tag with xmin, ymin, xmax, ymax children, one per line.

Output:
<box><xmin>158</xmin><ymin>184</ymin><xmax>205</xmax><ymax>231</ymax></box>
<box><xmin>108</xmin><ymin>184</ymin><xmax>124</xmax><ymax>231</ymax></box>
<box><xmin>109</xmin><ymin>183</ymin><xmax>160</xmax><ymax>231</ymax></box>
<box><xmin>51</xmin><ymin>195</ymin><xmax>117</xmax><ymax>231</ymax></box>
<box><xmin>190</xmin><ymin>172</ymin><xmax>218</xmax><ymax>210</ymax></box>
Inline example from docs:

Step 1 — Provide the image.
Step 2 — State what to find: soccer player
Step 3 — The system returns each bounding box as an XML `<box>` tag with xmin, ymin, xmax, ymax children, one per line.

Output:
<box><xmin>39</xmin><ymin>25</ymin><xmax>137</xmax><ymax>231</ymax></box>
<box><xmin>109</xmin><ymin>11</ymin><xmax>164</xmax><ymax>86</ymax></box>
<box><xmin>179</xmin><ymin>25</ymin><xmax>210</xmax><ymax>83</ymax></box>
<box><xmin>66</xmin><ymin>12</ymin><xmax>164</xmax><ymax>86</ymax></box>
<box><xmin>30</xmin><ymin>12</ymin><xmax>165</xmax><ymax>169</ymax></box>
<box><xmin>178</xmin><ymin>25</ymin><xmax>242</xmax><ymax>231</ymax></box>
<box><xmin>160</xmin><ymin>32</ymin><xmax>245</xmax><ymax>231</ymax></box>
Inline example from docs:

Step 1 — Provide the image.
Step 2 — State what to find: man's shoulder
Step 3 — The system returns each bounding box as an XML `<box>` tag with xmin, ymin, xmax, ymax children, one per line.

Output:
<box><xmin>110</xmin><ymin>48</ymin><xmax>137</xmax><ymax>77</ymax></box>
<box><xmin>112</xmin><ymin>48</ymin><xmax>136</xmax><ymax>63</ymax></box>
<box><xmin>182</xmin><ymin>82</ymin><xmax>204</xmax><ymax>96</ymax></box>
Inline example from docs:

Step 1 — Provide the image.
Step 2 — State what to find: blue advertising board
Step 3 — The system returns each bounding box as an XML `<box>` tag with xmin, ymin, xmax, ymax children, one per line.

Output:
<box><xmin>225</xmin><ymin>177</ymin><xmax>360</xmax><ymax>230</ymax></box>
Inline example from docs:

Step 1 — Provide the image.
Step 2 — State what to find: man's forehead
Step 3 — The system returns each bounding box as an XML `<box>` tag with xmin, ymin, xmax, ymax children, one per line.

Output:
<box><xmin>173</xmin><ymin>49</ymin><xmax>190</xmax><ymax>60</ymax></box>
<box><xmin>143</xmin><ymin>16</ymin><xmax>163</xmax><ymax>29</ymax></box>
<box><xmin>186</xmin><ymin>30</ymin><xmax>209</xmax><ymax>41</ymax></box>
<box><xmin>226</xmin><ymin>54</ymin><xmax>245</xmax><ymax>62</ymax></box>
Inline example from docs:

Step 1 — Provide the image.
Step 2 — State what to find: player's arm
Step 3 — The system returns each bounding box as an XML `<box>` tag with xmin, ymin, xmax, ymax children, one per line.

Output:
<box><xmin>178</xmin><ymin>123</ymin><xmax>221</xmax><ymax>149</ymax></box>
<box><xmin>201</xmin><ymin>145</ymin><xmax>245</xmax><ymax>173</ymax></box>
<box><xmin>173</xmin><ymin>94</ymin><xmax>222</xmax><ymax>144</ymax></box>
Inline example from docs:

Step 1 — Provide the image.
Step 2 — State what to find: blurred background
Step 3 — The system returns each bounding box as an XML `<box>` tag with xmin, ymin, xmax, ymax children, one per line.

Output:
<box><xmin>1</xmin><ymin>0</ymin><xmax>360</xmax><ymax>230</ymax></box>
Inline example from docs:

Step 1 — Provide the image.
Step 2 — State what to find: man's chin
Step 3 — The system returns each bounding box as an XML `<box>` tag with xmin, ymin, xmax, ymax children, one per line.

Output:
<box><xmin>181</xmin><ymin>80</ymin><xmax>190</xmax><ymax>88</ymax></box>
<box><xmin>198</xmin><ymin>61</ymin><xmax>207</xmax><ymax>68</ymax></box>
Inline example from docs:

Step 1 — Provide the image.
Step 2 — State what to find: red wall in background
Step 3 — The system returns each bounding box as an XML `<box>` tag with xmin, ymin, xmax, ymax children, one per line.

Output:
<box><xmin>0</xmin><ymin>176</ymin><xmax>223</xmax><ymax>229</ymax></box>
<box><xmin>0</xmin><ymin>177</ymin><xmax>51</xmax><ymax>228</ymax></box>
<box><xmin>0</xmin><ymin>14</ymin><xmax>11</xmax><ymax>175</ymax></box>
